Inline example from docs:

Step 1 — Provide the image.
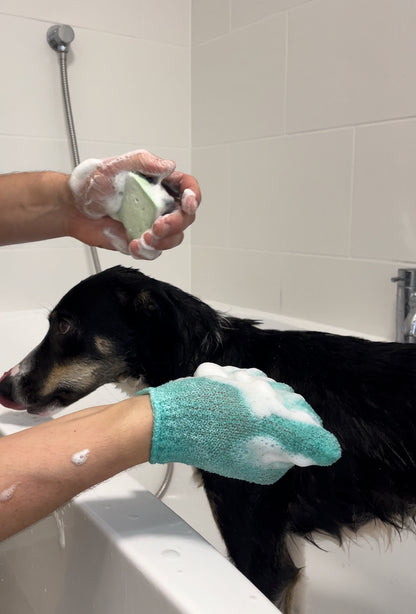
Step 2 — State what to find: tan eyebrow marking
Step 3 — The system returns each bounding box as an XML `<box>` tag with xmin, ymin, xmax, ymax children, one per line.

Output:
<box><xmin>94</xmin><ymin>336</ymin><xmax>114</xmax><ymax>355</ymax></box>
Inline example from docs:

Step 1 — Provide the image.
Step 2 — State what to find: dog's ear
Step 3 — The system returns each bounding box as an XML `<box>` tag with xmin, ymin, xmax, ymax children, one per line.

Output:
<box><xmin>115</xmin><ymin>285</ymin><xmax>166</xmax><ymax>316</ymax></box>
<box><xmin>118</xmin><ymin>282</ymin><xmax>189</xmax><ymax>383</ymax></box>
<box><xmin>132</xmin><ymin>286</ymin><xmax>183</xmax><ymax>331</ymax></box>
<box><xmin>134</xmin><ymin>289</ymin><xmax>159</xmax><ymax>313</ymax></box>
<box><xmin>115</xmin><ymin>286</ymin><xmax>157</xmax><ymax>314</ymax></box>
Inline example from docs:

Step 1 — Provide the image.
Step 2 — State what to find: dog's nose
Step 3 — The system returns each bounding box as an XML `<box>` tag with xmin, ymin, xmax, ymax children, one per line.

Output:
<box><xmin>0</xmin><ymin>370</ymin><xmax>26</xmax><ymax>410</ymax></box>
<box><xmin>0</xmin><ymin>369</ymin><xmax>12</xmax><ymax>395</ymax></box>
<box><xmin>0</xmin><ymin>371</ymin><xmax>13</xmax><ymax>405</ymax></box>
<box><xmin>0</xmin><ymin>368</ymin><xmax>11</xmax><ymax>383</ymax></box>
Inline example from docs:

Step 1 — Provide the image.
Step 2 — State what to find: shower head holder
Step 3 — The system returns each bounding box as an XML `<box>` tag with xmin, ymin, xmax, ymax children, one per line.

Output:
<box><xmin>47</xmin><ymin>24</ymin><xmax>75</xmax><ymax>53</ymax></box>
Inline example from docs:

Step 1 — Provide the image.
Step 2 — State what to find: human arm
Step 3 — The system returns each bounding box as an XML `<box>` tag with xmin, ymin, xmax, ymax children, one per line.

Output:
<box><xmin>0</xmin><ymin>150</ymin><xmax>201</xmax><ymax>259</ymax></box>
<box><xmin>0</xmin><ymin>396</ymin><xmax>154</xmax><ymax>542</ymax></box>
<box><xmin>0</xmin><ymin>364</ymin><xmax>341</xmax><ymax>541</ymax></box>
<box><xmin>0</xmin><ymin>171</ymin><xmax>74</xmax><ymax>246</ymax></box>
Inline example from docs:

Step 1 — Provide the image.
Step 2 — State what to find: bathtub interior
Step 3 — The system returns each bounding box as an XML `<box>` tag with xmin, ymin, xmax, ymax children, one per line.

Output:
<box><xmin>1</xmin><ymin>306</ymin><xmax>416</xmax><ymax>613</ymax></box>
<box><xmin>0</xmin><ymin>470</ymin><xmax>279</xmax><ymax>614</ymax></box>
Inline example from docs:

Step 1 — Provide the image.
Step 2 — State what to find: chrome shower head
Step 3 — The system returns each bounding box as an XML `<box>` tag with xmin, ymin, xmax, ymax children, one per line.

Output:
<box><xmin>47</xmin><ymin>24</ymin><xmax>75</xmax><ymax>53</ymax></box>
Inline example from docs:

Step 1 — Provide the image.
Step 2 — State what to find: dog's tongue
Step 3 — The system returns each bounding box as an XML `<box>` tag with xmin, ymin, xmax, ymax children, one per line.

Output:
<box><xmin>0</xmin><ymin>395</ymin><xmax>26</xmax><ymax>410</ymax></box>
<box><xmin>0</xmin><ymin>369</ymin><xmax>26</xmax><ymax>410</ymax></box>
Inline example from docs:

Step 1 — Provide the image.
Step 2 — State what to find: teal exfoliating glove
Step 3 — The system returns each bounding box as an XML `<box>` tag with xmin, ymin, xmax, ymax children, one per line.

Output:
<box><xmin>139</xmin><ymin>363</ymin><xmax>341</xmax><ymax>485</ymax></box>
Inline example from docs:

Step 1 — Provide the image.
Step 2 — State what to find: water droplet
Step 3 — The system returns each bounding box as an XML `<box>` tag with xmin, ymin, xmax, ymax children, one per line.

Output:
<box><xmin>53</xmin><ymin>510</ymin><xmax>66</xmax><ymax>549</ymax></box>
<box><xmin>161</xmin><ymin>549</ymin><xmax>181</xmax><ymax>559</ymax></box>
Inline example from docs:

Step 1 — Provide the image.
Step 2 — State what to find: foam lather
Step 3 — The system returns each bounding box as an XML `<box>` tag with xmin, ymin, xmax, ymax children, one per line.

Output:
<box><xmin>138</xmin><ymin>363</ymin><xmax>342</xmax><ymax>485</ymax></box>
<box><xmin>116</xmin><ymin>172</ymin><xmax>174</xmax><ymax>239</ymax></box>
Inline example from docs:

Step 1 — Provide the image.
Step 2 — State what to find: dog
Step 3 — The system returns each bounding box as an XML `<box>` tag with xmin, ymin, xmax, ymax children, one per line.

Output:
<box><xmin>1</xmin><ymin>265</ymin><xmax>416</xmax><ymax>612</ymax></box>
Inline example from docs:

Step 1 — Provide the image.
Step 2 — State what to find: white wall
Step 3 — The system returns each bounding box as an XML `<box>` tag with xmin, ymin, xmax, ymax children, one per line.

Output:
<box><xmin>191</xmin><ymin>0</ymin><xmax>416</xmax><ymax>339</ymax></box>
<box><xmin>0</xmin><ymin>0</ymin><xmax>191</xmax><ymax>312</ymax></box>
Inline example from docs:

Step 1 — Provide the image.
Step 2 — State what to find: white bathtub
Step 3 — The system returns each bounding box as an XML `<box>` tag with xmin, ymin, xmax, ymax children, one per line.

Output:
<box><xmin>0</xmin><ymin>306</ymin><xmax>415</xmax><ymax>614</ymax></box>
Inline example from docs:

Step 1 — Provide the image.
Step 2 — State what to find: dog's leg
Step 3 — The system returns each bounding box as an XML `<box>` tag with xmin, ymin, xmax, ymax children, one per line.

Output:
<box><xmin>201</xmin><ymin>472</ymin><xmax>302</xmax><ymax>611</ymax></box>
<box><xmin>278</xmin><ymin>535</ymin><xmax>306</xmax><ymax>614</ymax></box>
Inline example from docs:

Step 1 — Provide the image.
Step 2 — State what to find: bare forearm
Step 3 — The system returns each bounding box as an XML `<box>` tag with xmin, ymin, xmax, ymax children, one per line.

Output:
<box><xmin>0</xmin><ymin>396</ymin><xmax>153</xmax><ymax>541</ymax></box>
<box><xmin>0</xmin><ymin>171</ymin><xmax>73</xmax><ymax>245</ymax></box>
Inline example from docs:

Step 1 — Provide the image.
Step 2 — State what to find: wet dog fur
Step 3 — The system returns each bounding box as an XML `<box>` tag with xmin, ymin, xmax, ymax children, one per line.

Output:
<box><xmin>1</xmin><ymin>265</ymin><xmax>416</xmax><ymax>612</ymax></box>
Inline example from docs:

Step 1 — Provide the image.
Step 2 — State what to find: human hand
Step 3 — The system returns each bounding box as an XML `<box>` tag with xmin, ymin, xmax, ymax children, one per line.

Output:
<box><xmin>140</xmin><ymin>363</ymin><xmax>341</xmax><ymax>485</ymax></box>
<box><xmin>68</xmin><ymin>150</ymin><xmax>200</xmax><ymax>260</ymax></box>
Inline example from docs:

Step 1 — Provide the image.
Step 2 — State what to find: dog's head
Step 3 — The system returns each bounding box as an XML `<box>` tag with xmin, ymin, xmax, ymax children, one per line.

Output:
<box><xmin>0</xmin><ymin>266</ymin><xmax>221</xmax><ymax>414</ymax></box>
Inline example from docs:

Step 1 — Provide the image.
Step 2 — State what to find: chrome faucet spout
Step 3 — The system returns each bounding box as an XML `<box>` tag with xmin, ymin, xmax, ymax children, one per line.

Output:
<box><xmin>403</xmin><ymin>293</ymin><xmax>416</xmax><ymax>342</ymax></box>
<box><xmin>392</xmin><ymin>269</ymin><xmax>416</xmax><ymax>343</ymax></box>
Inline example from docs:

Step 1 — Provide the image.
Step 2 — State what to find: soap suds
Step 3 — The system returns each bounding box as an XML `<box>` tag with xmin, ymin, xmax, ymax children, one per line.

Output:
<box><xmin>102</xmin><ymin>227</ymin><xmax>130</xmax><ymax>254</ymax></box>
<box><xmin>245</xmin><ymin>436</ymin><xmax>315</xmax><ymax>469</ymax></box>
<box><xmin>102</xmin><ymin>170</ymin><xmax>128</xmax><ymax>218</ymax></box>
<box><xmin>71</xmin><ymin>449</ymin><xmax>90</xmax><ymax>466</ymax></box>
<box><xmin>181</xmin><ymin>188</ymin><xmax>198</xmax><ymax>215</ymax></box>
<box><xmin>132</xmin><ymin>235</ymin><xmax>162</xmax><ymax>261</ymax></box>
<box><xmin>68</xmin><ymin>158</ymin><xmax>101</xmax><ymax>199</ymax></box>
<box><xmin>194</xmin><ymin>363</ymin><xmax>320</xmax><ymax>425</ymax></box>
<box><xmin>144</xmin><ymin>179</ymin><xmax>175</xmax><ymax>216</ymax></box>
<box><xmin>0</xmin><ymin>484</ymin><xmax>17</xmax><ymax>502</ymax></box>
<box><xmin>74</xmin><ymin>167</ymin><xmax>174</xmax><ymax>222</ymax></box>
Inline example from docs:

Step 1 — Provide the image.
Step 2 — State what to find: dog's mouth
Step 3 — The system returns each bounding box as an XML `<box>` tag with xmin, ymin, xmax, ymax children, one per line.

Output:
<box><xmin>22</xmin><ymin>391</ymin><xmax>78</xmax><ymax>416</ymax></box>
<box><xmin>0</xmin><ymin>369</ymin><xmax>69</xmax><ymax>414</ymax></box>
<box><xmin>0</xmin><ymin>393</ymin><xmax>26</xmax><ymax>411</ymax></box>
<box><xmin>0</xmin><ymin>396</ymin><xmax>63</xmax><ymax>415</ymax></box>
<box><xmin>27</xmin><ymin>404</ymin><xmax>61</xmax><ymax>417</ymax></box>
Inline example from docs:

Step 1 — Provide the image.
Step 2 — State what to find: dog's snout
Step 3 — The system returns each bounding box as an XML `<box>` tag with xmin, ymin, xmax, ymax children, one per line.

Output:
<box><xmin>0</xmin><ymin>369</ymin><xmax>12</xmax><ymax>395</ymax></box>
<box><xmin>0</xmin><ymin>369</ymin><xmax>26</xmax><ymax>411</ymax></box>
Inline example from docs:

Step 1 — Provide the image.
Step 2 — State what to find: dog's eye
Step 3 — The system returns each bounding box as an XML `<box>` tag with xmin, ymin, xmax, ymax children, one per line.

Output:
<box><xmin>57</xmin><ymin>319</ymin><xmax>72</xmax><ymax>335</ymax></box>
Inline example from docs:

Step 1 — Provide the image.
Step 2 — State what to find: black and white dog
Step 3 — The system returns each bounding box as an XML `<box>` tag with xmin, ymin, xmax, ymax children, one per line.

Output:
<box><xmin>1</xmin><ymin>265</ymin><xmax>416</xmax><ymax>612</ymax></box>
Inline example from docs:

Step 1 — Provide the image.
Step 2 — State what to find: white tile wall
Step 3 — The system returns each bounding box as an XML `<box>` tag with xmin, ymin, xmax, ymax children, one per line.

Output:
<box><xmin>192</xmin><ymin>0</ymin><xmax>229</xmax><ymax>45</ymax></box>
<box><xmin>0</xmin><ymin>0</ymin><xmax>190</xmax><ymax>45</ymax></box>
<box><xmin>191</xmin><ymin>0</ymin><xmax>416</xmax><ymax>339</ymax></box>
<box><xmin>0</xmin><ymin>2</ymin><xmax>192</xmax><ymax>312</ymax></box>
<box><xmin>286</xmin><ymin>0</ymin><xmax>416</xmax><ymax>133</ymax></box>
<box><xmin>230</xmin><ymin>0</ymin><xmax>312</xmax><ymax>29</ymax></box>
<box><xmin>191</xmin><ymin>145</ymin><xmax>230</xmax><ymax>247</ymax></box>
<box><xmin>68</xmin><ymin>28</ymin><xmax>189</xmax><ymax>147</ymax></box>
<box><xmin>352</xmin><ymin>119</ymin><xmax>416</xmax><ymax>262</ymax></box>
<box><xmin>280</xmin><ymin>254</ymin><xmax>402</xmax><ymax>339</ymax></box>
<box><xmin>191</xmin><ymin>246</ymin><xmax>281</xmax><ymax>313</ymax></box>
<box><xmin>2</xmin><ymin>0</ymin><xmax>416</xmax><ymax>338</ymax></box>
<box><xmin>228</xmin><ymin>130</ymin><xmax>353</xmax><ymax>255</ymax></box>
<box><xmin>0</xmin><ymin>14</ymin><xmax>67</xmax><ymax>140</ymax></box>
<box><xmin>192</xmin><ymin>14</ymin><xmax>286</xmax><ymax>145</ymax></box>
<box><xmin>0</xmin><ymin>245</ymin><xmax>91</xmax><ymax>312</ymax></box>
